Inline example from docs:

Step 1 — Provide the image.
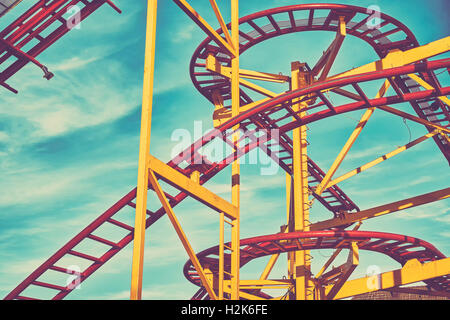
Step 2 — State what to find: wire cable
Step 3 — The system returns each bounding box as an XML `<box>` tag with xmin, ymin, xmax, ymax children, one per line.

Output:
<box><xmin>403</xmin><ymin>117</ymin><xmax>412</xmax><ymax>144</ymax></box>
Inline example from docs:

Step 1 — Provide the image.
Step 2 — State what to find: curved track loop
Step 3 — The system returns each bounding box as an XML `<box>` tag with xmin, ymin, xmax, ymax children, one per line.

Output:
<box><xmin>6</xmin><ymin>57</ymin><xmax>449</xmax><ymax>300</ymax></box>
<box><xmin>189</xmin><ymin>3</ymin><xmax>449</xmax><ymax>162</ymax></box>
<box><xmin>190</xmin><ymin>3</ymin><xmax>417</xmax><ymax>103</ymax></box>
<box><xmin>183</xmin><ymin>230</ymin><xmax>449</xmax><ymax>296</ymax></box>
<box><xmin>4</xmin><ymin>5</ymin><xmax>449</xmax><ymax>300</ymax></box>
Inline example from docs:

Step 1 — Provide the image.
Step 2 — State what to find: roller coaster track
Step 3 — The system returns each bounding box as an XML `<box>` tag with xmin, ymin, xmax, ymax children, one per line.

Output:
<box><xmin>189</xmin><ymin>3</ymin><xmax>449</xmax><ymax>163</ymax></box>
<box><xmin>184</xmin><ymin>230</ymin><xmax>449</xmax><ymax>299</ymax></box>
<box><xmin>3</xmin><ymin>3</ymin><xmax>449</xmax><ymax>300</ymax></box>
<box><xmin>0</xmin><ymin>0</ymin><xmax>121</xmax><ymax>93</ymax></box>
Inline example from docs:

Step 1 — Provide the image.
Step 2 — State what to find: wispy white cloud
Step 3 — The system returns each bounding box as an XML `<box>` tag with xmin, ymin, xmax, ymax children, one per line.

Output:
<box><xmin>171</xmin><ymin>24</ymin><xmax>196</xmax><ymax>44</ymax></box>
<box><xmin>52</xmin><ymin>56</ymin><xmax>100</xmax><ymax>72</ymax></box>
<box><xmin>0</xmin><ymin>131</ymin><xmax>9</xmax><ymax>142</ymax></box>
<box><xmin>1</xmin><ymin>0</ymin><xmax>448</xmax><ymax>301</ymax></box>
<box><xmin>0</xmin><ymin>160</ymin><xmax>136</xmax><ymax>207</ymax></box>
<box><xmin>396</xmin><ymin>201</ymin><xmax>449</xmax><ymax>222</ymax></box>
<box><xmin>1</xmin><ymin>75</ymin><xmax>140</xmax><ymax>140</ymax></box>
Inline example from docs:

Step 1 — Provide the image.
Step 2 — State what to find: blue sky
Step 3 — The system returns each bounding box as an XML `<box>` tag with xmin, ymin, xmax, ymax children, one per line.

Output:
<box><xmin>0</xmin><ymin>0</ymin><xmax>448</xmax><ymax>300</ymax></box>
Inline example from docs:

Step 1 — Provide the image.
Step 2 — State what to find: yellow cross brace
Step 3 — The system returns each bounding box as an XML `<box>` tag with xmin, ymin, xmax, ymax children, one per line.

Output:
<box><xmin>325</xmin><ymin>130</ymin><xmax>440</xmax><ymax>189</ymax></box>
<box><xmin>209</xmin><ymin>0</ymin><xmax>234</xmax><ymax>48</ymax></box>
<box><xmin>206</xmin><ymin>54</ymin><xmax>289</xmax><ymax>84</ymax></box>
<box><xmin>206</xmin><ymin>54</ymin><xmax>279</xmax><ymax>98</ymax></box>
<box><xmin>313</xmin><ymin>80</ymin><xmax>391</xmax><ymax>197</ymax></box>
<box><xmin>330</xmin><ymin>36</ymin><xmax>450</xmax><ymax>80</ymax></box>
<box><xmin>148</xmin><ymin>169</ymin><xmax>218</xmax><ymax>300</ymax></box>
<box><xmin>324</xmin><ymin>242</ymin><xmax>359</xmax><ymax>300</ymax></box>
<box><xmin>326</xmin><ymin>258</ymin><xmax>450</xmax><ymax>300</ymax></box>
<box><xmin>407</xmin><ymin>73</ymin><xmax>450</xmax><ymax>106</ymax></box>
<box><xmin>315</xmin><ymin>223</ymin><xmax>361</xmax><ymax>279</ymax></box>
<box><xmin>147</xmin><ymin>155</ymin><xmax>238</xmax><ymax>220</ymax></box>
<box><xmin>307</xmin><ymin>38</ymin><xmax>450</xmax><ymax>196</ymax></box>
<box><xmin>173</xmin><ymin>0</ymin><xmax>236</xmax><ymax>57</ymax></box>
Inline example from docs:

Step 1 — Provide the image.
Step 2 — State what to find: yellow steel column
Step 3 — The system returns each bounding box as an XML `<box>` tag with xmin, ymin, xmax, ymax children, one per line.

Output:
<box><xmin>230</xmin><ymin>0</ymin><xmax>240</xmax><ymax>301</ymax></box>
<box><xmin>286</xmin><ymin>173</ymin><xmax>294</xmax><ymax>285</ymax></box>
<box><xmin>219</xmin><ymin>212</ymin><xmax>225</xmax><ymax>300</ymax></box>
<box><xmin>130</xmin><ymin>0</ymin><xmax>158</xmax><ymax>300</ymax></box>
<box><xmin>291</xmin><ymin>62</ymin><xmax>313</xmax><ymax>300</ymax></box>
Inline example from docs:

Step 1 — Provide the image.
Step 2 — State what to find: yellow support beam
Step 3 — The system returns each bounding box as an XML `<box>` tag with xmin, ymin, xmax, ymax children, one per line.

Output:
<box><xmin>218</xmin><ymin>212</ymin><xmax>225</xmax><ymax>300</ymax></box>
<box><xmin>310</xmin><ymin>187</ymin><xmax>450</xmax><ymax>231</ymax></box>
<box><xmin>286</xmin><ymin>175</ymin><xmax>293</xmax><ymax>280</ymax></box>
<box><xmin>325</xmin><ymin>130</ymin><xmax>440</xmax><ymax>189</ymax></box>
<box><xmin>206</xmin><ymin>54</ymin><xmax>279</xmax><ymax>98</ymax></box>
<box><xmin>313</xmin><ymin>80</ymin><xmax>390</xmax><ymax>197</ymax></box>
<box><xmin>247</xmin><ymin>249</ymin><xmax>283</xmax><ymax>297</ymax></box>
<box><xmin>206</xmin><ymin>37</ymin><xmax>450</xmax><ymax>127</ymax></box>
<box><xmin>407</xmin><ymin>73</ymin><xmax>450</xmax><ymax>106</ymax></box>
<box><xmin>441</xmin><ymin>131</ymin><xmax>450</xmax><ymax>144</ymax></box>
<box><xmin>206</xmin><ymin>54</ymin><xmax>289</xmax><ymax>84</ymax></box>
<box><xmin>148</xmin><ymin>169</ymin><xmax>218</xmax><ymax>300</ymax></box>
<box><xmin>259</xmin><ymin>253</ymin><xmax>281</xmax><ymax>282</ymax></box>
<box><xmin>315</xmin><ymin>223</ymin><xmax>361</xmax><ymax>279</ymax></box>
<box><xmin>331</xmin><ymin>37</ymin><xmax>450</xmax><ymax>80</ymax></box>
<box><xmin>130</xmin><ymin>0</ymin><xmax>158</xmax><ymax>301</ymax></box>
<box><xmin>173</xmin><ymin>0</ymin><xmax>236</xmax><ymax>57</ymax></box>
<box><xmin>239</xmin><ymin>69</ymin><xmax>290</xmax><ymax>83</ymax></box>
<box><xmin>230</xmin><ymin>0</ymin><xmax>240</xmax><ymax>301</ymax></box>
<box><xmin>325</xmin><ymin>242</ymin><xmax>359</xmax><ymax>300</ymax></box>
<box><xmin>148</xmin><ymin>155</ymin><xmax>238</xmax><ymax>220</ymax></box>
<box><xmin>209</xmin><ymin>0</ymin><xmax>234</xmax><ymax>48</ymax></box>
<box><xmin>212</xmin><ymin>90</ymin><xmax>230</xmax><ymax>128</ymax></box>
<box><xmin>290</xmin><ymin>62</ymin><xmax>313</xmax><ymax>300</ymax></box>
<box><xmin>326</xmin><ymin>258</ymin><xmax>450</xmax><ymax>300</ymax></box>
<box><xmin>384</xmin><ymin>286</ymin><xmax>450</xmax><ymax>298</ymax></box>
<box><xmin>240</xmin><ymin>78</ymin><xmax>279</xmax><ymax>98</ymax></box>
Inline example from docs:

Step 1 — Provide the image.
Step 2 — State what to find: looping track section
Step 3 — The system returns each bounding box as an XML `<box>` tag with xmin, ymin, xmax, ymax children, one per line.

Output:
<box><xmin>183</xmin><ymin>230</ymin><xmax>449</xmax><ymax>296</ymax></box>
<box><xmin>3</xmin><ymin>3</ymin><xmax>450</xmax><ymax>300</ymax></box>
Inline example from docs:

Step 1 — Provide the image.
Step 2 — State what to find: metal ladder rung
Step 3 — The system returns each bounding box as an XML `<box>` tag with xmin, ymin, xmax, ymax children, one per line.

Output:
<box><xmin>67</xmin><ymin>250</ymin><xmax>102</xmax><ymax>263</ymax></box>
<box><xmin>49</xmin><ymin>265</ymin><xmax>73</xmax><ymax>274</ymax></box>
<box><xmin>106</xmin><ymin>218</ymin><xmax>134</xmax><ymax>232</ymax></box>
<box><xmin>32</xmin><ymin>281</ymin><xmax>67</xmax><ymax>292</ymax></box>
<box><xmin>87</xmin><ymin>234</ymin><xmax>120</xmax><ymax>248</ymax></box>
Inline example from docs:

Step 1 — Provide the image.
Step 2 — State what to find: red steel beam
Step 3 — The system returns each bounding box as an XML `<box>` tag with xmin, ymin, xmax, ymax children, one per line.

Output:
<box><xmin>0</xmin><ymin>0</ymin><xmax>120</xmax><ymax>93</ymax></box>
<box><xmin>4</xmin><ymin>4</ymin><xmax>449</xmax><ymax>301</ymax></box>
<box><xmin>183</xmin><ymin>230</ymin><xmax>448</xmax><ymax>293</ymax></box>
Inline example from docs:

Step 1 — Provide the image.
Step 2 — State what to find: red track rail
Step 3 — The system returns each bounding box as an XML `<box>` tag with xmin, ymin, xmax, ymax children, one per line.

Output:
<box><xmin>0</xmin><ymin>0</ymin><xmax>120</xmax><ymax>93</ymax></box>
<box><xmin>189</xmin><ymin>4</ymin><xmax>449</xmax><ymax>163</ymax></box>
<box><xmin>3</xmin><ymin>4</ymin><xmax>449</xmax><ymax>300</ymax></box>
<box><xmin>4</xmin><ymin>57</ymin><xmax>449</xmax><ymax>300</ymax></box>
<box><xmin>0</xmin><ymin>0</ymin><xmax>23</xmax><ymax>18</ymax></box>
<box><xmin>183</xmin><ymin>230</ymin><xmax>449</xmax><ymax>296</ymax></box>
